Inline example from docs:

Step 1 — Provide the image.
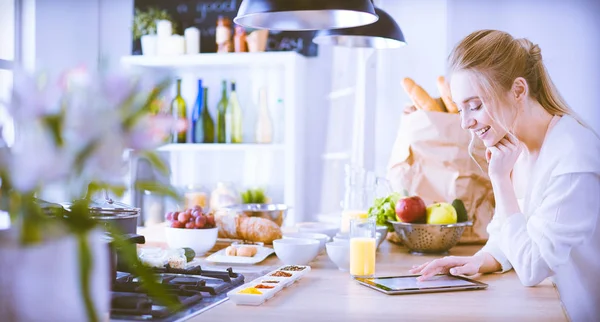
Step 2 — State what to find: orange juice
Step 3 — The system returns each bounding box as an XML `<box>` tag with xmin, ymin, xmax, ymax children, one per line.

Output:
<box><xmin>349</xmin><ymin>237</ymin><xmax>376</xmax><ymax>277</ymax></box>
<box><xmin>341</xmin><ymin>210</ymin><xmax>369</xmax><ymax>234</ymax></box>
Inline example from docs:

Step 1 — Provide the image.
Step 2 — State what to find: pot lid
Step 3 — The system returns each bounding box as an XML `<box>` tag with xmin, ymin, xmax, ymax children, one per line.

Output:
<box><xmin>88</xmin><ymin>197</ymin><xmax>140</xmax><ymax>216</ymax></box>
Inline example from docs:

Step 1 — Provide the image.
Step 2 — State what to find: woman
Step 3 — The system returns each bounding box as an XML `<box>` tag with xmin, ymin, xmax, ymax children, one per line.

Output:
<box><xmin>409</xmin><ymin>30</ymin><xmax>600</xmax><ymax>321</ymax></box>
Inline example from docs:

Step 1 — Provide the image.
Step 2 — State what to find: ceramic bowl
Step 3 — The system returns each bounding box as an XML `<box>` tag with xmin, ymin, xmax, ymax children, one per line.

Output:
<box><xmin>283</xmin><ymin>232</ymin><xmax>330</xmax><ymax>252</ymax></box>
<box><xmin>164</xmin><ymin>227</ymin><xmax>218</xmax><ymax>255</ymax></box>
<box><xmin>295</xmin><ymin>222</ymin><xmax>339</xmax><ymax>238</ymax></box>
<box><xmin>272</xmin><ymin>238</ymin><xmax>320</xmax><ymax>265</ymax></box>
<box><xmin>326</xmin><ymin>240</ymin><xmax>350</xmax><ymax>271</ymax></box>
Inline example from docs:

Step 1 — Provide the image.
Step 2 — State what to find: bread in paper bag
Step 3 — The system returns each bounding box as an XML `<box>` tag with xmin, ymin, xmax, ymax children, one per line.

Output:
<box><xmin>386</xmin><ymin>110</ymin><xmax>495</xmax><ymax>244</ymax></box>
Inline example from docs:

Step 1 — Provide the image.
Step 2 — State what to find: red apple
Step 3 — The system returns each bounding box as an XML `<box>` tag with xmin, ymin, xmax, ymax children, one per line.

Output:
<box><xmin>395</xmin><ymin>196</ymin><xmax>427</xmax><ymax>223</ymax></box>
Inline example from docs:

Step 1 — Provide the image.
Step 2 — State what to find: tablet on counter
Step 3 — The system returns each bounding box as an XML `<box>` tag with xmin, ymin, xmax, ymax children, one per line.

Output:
<box><xmin>355</xmin><ymin>274</ymin><xmax>488</xmax><ymax>295</ymax></box>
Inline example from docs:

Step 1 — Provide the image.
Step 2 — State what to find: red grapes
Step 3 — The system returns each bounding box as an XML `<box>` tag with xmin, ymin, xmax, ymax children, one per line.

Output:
<box><xmin>166</xmin><ymin>205</ymin><xmax>216</xmax><ymax>229</ymax></box>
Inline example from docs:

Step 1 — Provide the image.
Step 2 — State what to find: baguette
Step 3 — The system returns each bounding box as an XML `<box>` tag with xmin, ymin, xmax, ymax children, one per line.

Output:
<box><xmin>436</xmin><ymin>76</ymin><xmax>459</xmax><ymax>113</ymax></box>
<box><xmin>401</xmin><ymin>77</ymin><xmax>445</xmax><ymax>112</ymax></box>
<box><xmin>215</xmin><ymin>210</ymin><xmax>282</xmax><ymax>244</ymax></box>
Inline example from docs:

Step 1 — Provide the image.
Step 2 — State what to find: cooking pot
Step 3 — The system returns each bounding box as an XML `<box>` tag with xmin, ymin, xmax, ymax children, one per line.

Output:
<box><xmin>104</xmin><ymin>233</ymin><xmax>146</xmax><ymax>281</ymax></box>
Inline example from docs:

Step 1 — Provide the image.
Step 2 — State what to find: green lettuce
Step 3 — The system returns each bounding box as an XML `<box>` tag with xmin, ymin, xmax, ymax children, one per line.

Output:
<box><xmin>368</xmin><ymin>192</ymin><xmax>404</xmax><ymax>232</ymax></box>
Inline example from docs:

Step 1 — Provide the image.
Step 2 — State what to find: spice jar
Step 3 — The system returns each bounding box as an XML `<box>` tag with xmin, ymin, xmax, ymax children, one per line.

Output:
<box><xmin>216</xmin><ymin>16</ymin><xmax>233</xmax><ymax>53</ymax></box>
<box><xmin>234</xmin><ymin>25</ymin><xmax>248</xmax><ymax>52</ymax></box>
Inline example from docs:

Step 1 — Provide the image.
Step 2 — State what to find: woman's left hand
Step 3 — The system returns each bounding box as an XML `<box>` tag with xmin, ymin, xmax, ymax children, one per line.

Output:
<box><xmin>487</xmin><ymin>133</ymin><xmax>523</xmax><ymax>180</ymax></box>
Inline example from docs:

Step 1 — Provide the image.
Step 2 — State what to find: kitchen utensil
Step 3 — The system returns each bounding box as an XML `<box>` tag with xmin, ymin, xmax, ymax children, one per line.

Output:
<box><xmin>104</xmin><ymin>233</ymin><xmax>145</xmax><ymax>281</ymax></box>
<box><xmin>326</xmin><ymin>240</ymin><xmax>350</xmax><ymax>271</ymax></box>
<box><xmin>272</xmin><ymin>238</ymin><xmax>320</xmax><ymax>265</ymax></box>
<box><xmin>388</xmin><ymin>220</ymin><xmax>473</xmax><ymax>255</ymax></box>
<box><xmin>221</xmin><ymin>203</ymin><xmax>289</xmax><ymax>226</ymax></box>
<box><xmin>164</xmin><ymin>226</ymin><xmax>218</xmax><ymax>255</ymax></box>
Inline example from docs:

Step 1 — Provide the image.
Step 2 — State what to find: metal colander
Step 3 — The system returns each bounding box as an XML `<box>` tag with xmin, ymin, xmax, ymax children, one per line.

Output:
<box><xmin>388</xmin><ymin>220</ymin><xmax>472</xmax><ymax>255</ymax></box>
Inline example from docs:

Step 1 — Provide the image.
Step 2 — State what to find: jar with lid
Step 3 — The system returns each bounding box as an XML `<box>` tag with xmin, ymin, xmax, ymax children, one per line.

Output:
<box><xmin>184</xmin><ymin>184</ymin><xmax>209</xmax><ymax>210</ymax></box>
<box><xmin>234</xmin><ymin>25</ymin><xmax>248</xmax><ymax>52</ymax></box>
<box><xmin>216</xmin><ymin>16</ymin><xmax>233</xmax><ymax>53</ymax></box>
<box><xmin>210</xmin><ymin>182</ymin><xmax>240</xmax><ymax>211</ymax></box>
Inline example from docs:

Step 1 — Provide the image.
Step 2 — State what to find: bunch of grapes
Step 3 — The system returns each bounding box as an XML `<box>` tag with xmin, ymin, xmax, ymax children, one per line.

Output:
<box><xmin>165</xmin><ymin>206</ymin><xmax>216</xmax><ymax>229</ymax></box>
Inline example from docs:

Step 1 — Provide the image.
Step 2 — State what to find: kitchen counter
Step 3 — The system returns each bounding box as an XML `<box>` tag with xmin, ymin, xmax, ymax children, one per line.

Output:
<box><xmin>139</xmin><ymin>227</ymin><xmax>567</xmax><ymax>322</ymax></box>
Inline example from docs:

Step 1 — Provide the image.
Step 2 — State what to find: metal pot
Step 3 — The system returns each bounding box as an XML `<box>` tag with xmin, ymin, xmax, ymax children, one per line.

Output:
<box><xmin>88</xmin><ymin>197</ymin><xmax>141</xmax><ymax>235</ymax></box>
<box><xmin>104</xmin><ymin>233</ymin><xmax>146</xmax><ymax>281</ymax></box>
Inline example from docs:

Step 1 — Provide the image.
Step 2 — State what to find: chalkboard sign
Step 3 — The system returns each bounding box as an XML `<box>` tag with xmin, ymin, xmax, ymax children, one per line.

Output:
<box><xmin>133</xmin><ymin>0</ymin><xmax>319</xmax><ymax>57</ymax></box>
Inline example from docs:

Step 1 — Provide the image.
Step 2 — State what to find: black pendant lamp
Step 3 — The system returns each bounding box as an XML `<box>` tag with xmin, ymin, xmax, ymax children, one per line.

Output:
<box><xmin>312</xmin><ymin>7</ymin><xmax>406</xmax><ymax>49</ymax></box>
<box><xmin>233</xmin><ymin>0</ymin><xmax>379</xmax><ymax>31</ymax></box>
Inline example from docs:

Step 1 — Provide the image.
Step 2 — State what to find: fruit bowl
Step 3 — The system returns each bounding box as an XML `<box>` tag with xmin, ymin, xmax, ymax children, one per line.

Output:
<box><xmin>388</xmin><ymin>220</ymin><xmax>472</xmax><ymax>255</ymax></box>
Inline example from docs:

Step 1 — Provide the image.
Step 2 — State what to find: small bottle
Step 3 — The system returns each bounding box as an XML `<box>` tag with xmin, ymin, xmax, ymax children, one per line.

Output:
<box><xmin>255</xmin><ymin>88</ymin><xmax>273</xmax><ymax>143</ymax></box>
<box><xmin>171</xmin><ymin>79</ymin><xmax>187</xmax><ymax>143</ymax></box>
<box><xmin>215</xmin><ymin>16</ymin><xmax>233</xmax><ymax>53</ymax></box>
<box><xmin>234</xmin><ymin>25</ymin><xmax>248</xmax><ymax>53</ymax></box>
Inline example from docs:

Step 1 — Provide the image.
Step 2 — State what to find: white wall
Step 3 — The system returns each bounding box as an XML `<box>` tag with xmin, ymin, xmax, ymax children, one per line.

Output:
<box><xmin>447</xmin><ymin>0</ymin><xmax>600</xmax><ymax>132</ymax></box>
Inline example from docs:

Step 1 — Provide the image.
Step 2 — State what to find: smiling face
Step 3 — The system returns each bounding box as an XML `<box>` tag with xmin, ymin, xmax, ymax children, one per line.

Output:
<box><xmin>450</xmin><ymin>71</ymin><xmax>511</xmax><ymax>147</ymax></box>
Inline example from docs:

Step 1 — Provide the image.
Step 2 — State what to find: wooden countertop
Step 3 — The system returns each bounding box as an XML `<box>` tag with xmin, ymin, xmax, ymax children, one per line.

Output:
<box><xmin>138</xmin><ymin>226</ymin><xmax>567</xmax><ymax>322</ymax></box>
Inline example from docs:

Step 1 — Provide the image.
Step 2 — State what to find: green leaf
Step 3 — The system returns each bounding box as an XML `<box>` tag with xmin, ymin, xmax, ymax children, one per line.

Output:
<box><xmin>75</xmin><ymin>141</ymin><xmax>100</xmax><ymax>173</ymax></box>
<box><xmin>42</xmin><ymin>114</ymin><xmax>64</xmax><ymax>147</ymax></box>
<box><xmin>140</xmin><ymin>151</ymin><xmax>169</xmax><ymax>176</ymax></box>
<box><xmin>122</xmin><ymin>78</ymin><xmax>171</xmax><ymax>130</ymax></box>
<box><xmin>77</xmin><ymin>233</ymin><xmax>98</xmax><ymax>322</ymax></box>
<box><xmin>135</xmin><ymin>180</ymin><xmax>182</xmax><ymax>203</ymax></box>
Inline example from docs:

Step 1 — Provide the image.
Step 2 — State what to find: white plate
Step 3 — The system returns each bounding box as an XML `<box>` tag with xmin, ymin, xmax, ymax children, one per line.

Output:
<box><xmin>205</xmin><ymin>246</ymin><xmax>275</xmax><ymax>265</ymax></box>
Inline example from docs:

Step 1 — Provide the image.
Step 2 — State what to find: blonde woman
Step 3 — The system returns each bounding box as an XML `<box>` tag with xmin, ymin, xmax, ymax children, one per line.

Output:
<box><xmin>409</xmin><ymin>30</ymin><xmax>600</xmax><ymax>321</ymax></box>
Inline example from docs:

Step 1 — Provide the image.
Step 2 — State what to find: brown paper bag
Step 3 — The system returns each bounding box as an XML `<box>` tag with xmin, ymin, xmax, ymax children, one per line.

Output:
<box><xmin>387</xmin><ymin>109</ymin><xmax>495</xmax><ymax>244</ymax></box>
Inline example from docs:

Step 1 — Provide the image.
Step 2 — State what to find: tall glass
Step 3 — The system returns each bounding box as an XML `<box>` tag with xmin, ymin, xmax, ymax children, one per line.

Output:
<box><xmin>349</xmin><ymin>217</ymin><xmax>376</xmax><ymax>278</ymax></box>
<box><xmin>340</xmin><ymin>164</ymin><xmax>369</xmax><ymax>234</ymax></box>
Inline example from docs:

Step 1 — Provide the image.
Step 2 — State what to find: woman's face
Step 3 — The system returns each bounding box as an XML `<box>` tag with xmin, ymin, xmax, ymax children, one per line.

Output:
<box><xmin>450</xmin><ymin>71</ymin><xmax>508</xmax><ymax>147</ymax></box>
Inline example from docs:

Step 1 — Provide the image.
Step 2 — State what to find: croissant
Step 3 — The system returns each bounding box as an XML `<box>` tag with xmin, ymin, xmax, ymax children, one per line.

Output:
<box><xmin>215</xmin><ymin>210</ymin><xmax>282</xmax><ymax>244</ymax></box>
<box><xmin>436</xmin><ymin>76</ymin><xmax>459</xmax><ymax>113</ymax></box>
<box><xmin>401</xmin><ymin>77</ymin><xmax>445</xmax><ymax>112</ymax></box>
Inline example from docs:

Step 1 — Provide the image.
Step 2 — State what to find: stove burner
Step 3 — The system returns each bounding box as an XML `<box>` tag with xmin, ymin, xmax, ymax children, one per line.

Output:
<box><xmin>110</xmin><ymin>265</ymin><xmax>245</xmax><ymax>321</ymax></box>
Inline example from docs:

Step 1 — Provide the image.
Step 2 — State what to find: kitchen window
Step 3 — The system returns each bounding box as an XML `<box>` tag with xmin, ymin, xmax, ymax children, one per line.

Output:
<box><xmin>0</xmin><ymin>0</ymin><xmax>18</xmax><ymax>146</ymax></box>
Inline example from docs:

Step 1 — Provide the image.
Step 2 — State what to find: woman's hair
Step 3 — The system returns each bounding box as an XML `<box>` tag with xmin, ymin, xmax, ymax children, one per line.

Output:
<box><xmin>447</xmin><ymin>29</ymin><xmax>585</xmax><ymax>172</ymax></box>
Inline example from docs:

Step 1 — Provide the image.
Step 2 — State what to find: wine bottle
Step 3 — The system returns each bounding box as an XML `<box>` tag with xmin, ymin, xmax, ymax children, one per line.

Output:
<box><xmin>255</xmin><ymin>87</ymin><xmax>273</xmax><ymax>144</ymax></box>
<box><xmin>201</xmin><ymin>87</ymin><xmax>215</xmax><ymax>143</ymax></box>
<box><xmin>171</xmin><ymin>79</ymin><xmax>187</xmax><ymax>143</ymax></box>
<box><xmin>227</xmin><ymin>81</ymin><xmax>243</xmax><ymax>143</ymax></box>
<box><xmin>191</xmin><ymin>79</ymin><xmax>203</xmax><ymax>143</ymax></box>
<box><xmin>216</xmin><ymin>80</ymin><xmax>228</xmax><ymax>143</ymax></box>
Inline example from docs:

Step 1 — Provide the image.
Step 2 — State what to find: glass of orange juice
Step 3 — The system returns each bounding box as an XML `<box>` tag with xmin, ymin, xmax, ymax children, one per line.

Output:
<box><xmin>349</xmin><ymin>217</ymin><xmax>376</xmax><ymax>278</ymax></box>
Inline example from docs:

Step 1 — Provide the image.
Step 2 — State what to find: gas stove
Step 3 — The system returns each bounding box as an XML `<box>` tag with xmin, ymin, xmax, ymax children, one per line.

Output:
<box><xmin>110</xmin><ymin>266</ymin><xmax>245</xmax><ymax>321</ymax></box>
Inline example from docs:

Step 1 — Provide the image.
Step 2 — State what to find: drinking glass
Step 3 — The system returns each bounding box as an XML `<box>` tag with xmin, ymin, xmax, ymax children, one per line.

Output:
<box><xmin>349</xmin><ymin>217</ymin><xmax>376</xmax><ymax>278</ymax></box>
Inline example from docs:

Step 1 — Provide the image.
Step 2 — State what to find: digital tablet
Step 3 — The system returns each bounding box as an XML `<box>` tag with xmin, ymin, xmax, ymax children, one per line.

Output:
<box><xmin>355</xmin><ymin>274</ymin><xmax>488</xmax><ymax>295</ymax></box>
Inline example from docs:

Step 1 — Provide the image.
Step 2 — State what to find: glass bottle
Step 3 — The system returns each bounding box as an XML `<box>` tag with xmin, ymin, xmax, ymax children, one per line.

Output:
<box><xmin>227</xmin><ymin>81</ymin><xmax>243</xmax><ymax>143</ymax></box>
<box><xmin>191</xmin><ymin>79</ymin><xmax>203</xmax><ymax>143</ymax></box>
<box><xmin>201</xmin><ymin>88</ymin><xmax>215</xmax><ymax>143</ymax></box>
<box><xmin>234</xmin><ymin>25</ymin><xmax>248</xmax><ymax>52</ymax></box>
<box><xmin>216</xmin><ymin>16</ymin><xmax>233</xmax><ymax>53</ymax></box>
<box><xmin>255</xmin><ymin>87</ymin><xmax>273</xmax><ymax>144</ymax></box>
<box><xmin>216</xmin><ymin>80</ymin><xmax>228</xmax><ymax>143</ymax></box>
<box><xmin>171</xmin><ymin>79</ymin><xmax>187</xmax><ymax>143</ymax></box>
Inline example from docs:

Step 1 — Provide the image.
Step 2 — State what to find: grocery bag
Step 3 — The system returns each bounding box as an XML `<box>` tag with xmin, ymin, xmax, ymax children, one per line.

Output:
<box><xmin>387</xmin><ymin>110</ymin><xmax>495</xmax><ymax>243</ymax></box>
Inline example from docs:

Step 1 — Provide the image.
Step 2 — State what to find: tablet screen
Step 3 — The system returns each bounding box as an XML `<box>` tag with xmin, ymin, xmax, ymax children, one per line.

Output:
<box><xmin>369</xmin><ymin>275</ymin><xmax>479</xmax><ymax>291</ymax></box>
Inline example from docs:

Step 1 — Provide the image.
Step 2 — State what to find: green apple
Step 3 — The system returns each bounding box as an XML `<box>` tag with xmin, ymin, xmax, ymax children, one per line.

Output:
<box><xmin>426</xmin><ymin>202</ymin><xmax>457</xmax><ymax>225</ymax></box>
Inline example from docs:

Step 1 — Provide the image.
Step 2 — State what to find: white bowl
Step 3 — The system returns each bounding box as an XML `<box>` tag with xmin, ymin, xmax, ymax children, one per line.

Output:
<box><xmin>283</xmin><ymin>232</ymin><xmax>329</xmax><ymax>252</ymax></box>
<box><xmin>295</xmin><ymin>222</ymin><xmax>339</xmax><ymax>238</ymax></box>
<box><xmin>164</xmin><ymin>227</ymin><xmax>218</xmax><ymax>255</ymax></box>
<box><xmin>272</xmin><ymin>238</ymin><xmax>320</xmax><ymax>265</ymax></box>
<box><xmin>326</xmin><ymin>240</ymin><xmax>350</xmax><ymax>271</ymax></box>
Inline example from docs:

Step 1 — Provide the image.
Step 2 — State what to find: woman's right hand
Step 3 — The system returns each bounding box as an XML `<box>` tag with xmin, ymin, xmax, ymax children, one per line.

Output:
<box><xmin>409</xmin><ymin>255</ymin><xmax>485</xmax><ymax>281</ymax></box>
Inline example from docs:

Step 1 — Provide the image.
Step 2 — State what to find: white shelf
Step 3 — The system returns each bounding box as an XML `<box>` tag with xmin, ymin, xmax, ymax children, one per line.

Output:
<box><xmin>156</xmin><ymin>143</ymin><xmax>285</xmax><ymax>152</ymax></box>
<box><xmin>121</xmin><ymin>51</ymin><xmax>306</xmax><ymax>69</ymax></box>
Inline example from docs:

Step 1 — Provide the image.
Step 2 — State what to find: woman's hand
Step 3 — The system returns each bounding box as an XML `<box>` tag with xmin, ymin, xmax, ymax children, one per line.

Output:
<box><xmin>409</xmin><ymin>255</ymin><xmax>485</xmax><ymax>281</ymax></box>
<box><xmin>487</xmin><ymin>133</ymin><xmax>522</xmax><ymax>180</ymax></box>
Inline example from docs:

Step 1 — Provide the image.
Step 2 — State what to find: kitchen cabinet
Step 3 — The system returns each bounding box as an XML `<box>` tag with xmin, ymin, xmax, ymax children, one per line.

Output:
<box><xmin>121</xmin><ymin>52</ymin><xmax>310</xmax><ymax>225</ymax></box>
